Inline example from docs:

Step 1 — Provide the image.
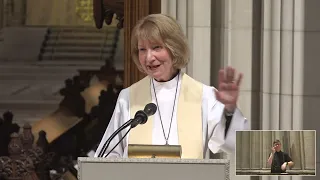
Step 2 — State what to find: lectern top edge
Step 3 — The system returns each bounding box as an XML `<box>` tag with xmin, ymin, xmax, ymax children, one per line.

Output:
<box><xmin>78</xmin><ymin>157</ymin><xmax>229</xmax><ymax>165</ymax></box>
<box><xmin>77</xmin><ymin>157</ymin><xmax>230</xmax><ymax>180</ymax></box>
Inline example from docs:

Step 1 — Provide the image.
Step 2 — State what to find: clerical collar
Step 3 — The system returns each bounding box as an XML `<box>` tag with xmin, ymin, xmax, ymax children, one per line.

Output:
<box><xmin>152</xmin><ymin>71</ymin><xmax>181</xmax><ymax>89</ymax></box>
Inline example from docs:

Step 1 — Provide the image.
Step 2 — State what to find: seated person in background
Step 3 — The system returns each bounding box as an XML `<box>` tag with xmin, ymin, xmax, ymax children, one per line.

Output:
<box><xmin>95</xmin><ymin>14</ymin><xmax>249</xmax><ymax>159</ymax></box>
<box><xmin>268</xmin><ymin>139</ymin><xmax>294</xmax><ymax>173</ymax></box>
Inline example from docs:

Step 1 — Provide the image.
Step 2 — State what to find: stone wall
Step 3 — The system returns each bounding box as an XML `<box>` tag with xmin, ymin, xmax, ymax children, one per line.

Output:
<box><xmin>0</xmin><ymin>27</ymin><xmax>47</xmax><ymax>61</ymax></box>
<box><xmin>25</xmin><ymin>0</ymin><xmax>118</xmax><ymax>27</ymax></box>
<box><xmin>1</xmin><ymin>0</ymin><xmax>26</xmax><ymax>27</ymax></box>
<box><xmin>26</xmin><ymin>0</ymin><xmax>91</xmax><ymax>26</ymax></box>
<box><xmin>0</xmin><ymin>0</ymin><xmax>121</xmax><ymax>27</ymax></box>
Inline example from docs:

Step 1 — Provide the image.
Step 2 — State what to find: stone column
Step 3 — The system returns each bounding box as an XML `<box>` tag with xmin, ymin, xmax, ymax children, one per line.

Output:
<box><xmin>236</xmin><ymin>131</ymin><xmax>242</xmax><ymax>169</ymax></box>
<box><xmin>186</xmin><ymin>0</ymin><xmax>211</xmax><ymax>85</ymax></box>
<box><xmin>299</xmin><ymin>131</ymin><xmax>306</xmax><ymax>170</ymax></box>
<box><xmin>162</xmin><ymin>0</ymin><xmax>211</xmax><ymax>85</ymax></box>
<box><xmin>250</xmin><ymin>131</ymin><xmax>260</xmax><ymax>169</ymax></box>
<box><xmin>262</xmin><ymin>131</ymin><xmax>272</xmax><ymax>169</ymax></box>
<box><xmin>289</xmin><ymin>131</ymin><xmax>302</xmax><ymax>170</ymax></box>
<box><xmin>261</xmin><ymin>0</ymin><xmax>302</xmax><ymax>132</ymax></box>
<box><xmin>161</xmin><ymin>0</ymin><xmax>188</xmax><ymax>37</ymax></box>
<box><xmin>303</xmin><ymin>131</ymin><xmax>315</xmax><ymax>170</ymax></box>
<box><xmin>161</xmin><ymin>0</ymin><xmax>187</xmax><ymax>73</ymax></box>
<box><xmin>211</xmin><ymin>0</ymin><xmax>262</xmax><ymax>131</ymax></box>
<box><xmin>260</xmin><ymin>1</ymin><xmax>305</xmax><ymax>178</ymax></box>
<box><xmin>211</xmin><ymin>0</ymin><xmax>257</xmax><ymax>179</ymax></box>
<box><xmin>240</xmin><ymin>131</ymin><xmax>251</xmax><ymax>169</ymax></box>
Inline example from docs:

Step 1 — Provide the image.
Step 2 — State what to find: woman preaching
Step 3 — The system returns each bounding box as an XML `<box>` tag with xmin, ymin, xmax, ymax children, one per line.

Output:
<box><xmin>95</xmin><ymin>14</ymin><xmax>249</xmax><ymax>159</ymax></box>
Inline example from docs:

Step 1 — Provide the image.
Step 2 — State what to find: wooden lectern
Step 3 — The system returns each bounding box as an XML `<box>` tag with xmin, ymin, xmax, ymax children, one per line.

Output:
<box><xmin>77</xmin><ymin>157</ymin><xmax>230</xmax><ymax>180</ymax></box>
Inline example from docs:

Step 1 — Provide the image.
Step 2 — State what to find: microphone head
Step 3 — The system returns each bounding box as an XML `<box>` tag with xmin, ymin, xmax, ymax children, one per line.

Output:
<box><xmin>144</xmin><ymin>103</ymin><xmax>157</xmax><ymax>116</ymax></box>
<box><xmin>134</xmin><ymin>110</ymin><xmax>148</xmax><ymax>124</ymax></box>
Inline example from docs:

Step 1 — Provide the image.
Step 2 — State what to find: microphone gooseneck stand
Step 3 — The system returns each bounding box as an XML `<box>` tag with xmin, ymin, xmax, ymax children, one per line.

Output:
<box><xmin>102</xmin><ymin>111</ymin><xmax>147</xmax><ymax>157</ymax></box>
<box><xmin>98</xmin><ymin>103</ymin><xmax>157</xmax><ymax>157</ymax></box>
<box><xmin>104</xmin><ymin>126</ymin><xmax>132</xmax><ymax>157</ymax></box>
<box><xmin>98</xmin><ymin>119</ymin><xmax>133</xmax><ymax>157</ymax></box>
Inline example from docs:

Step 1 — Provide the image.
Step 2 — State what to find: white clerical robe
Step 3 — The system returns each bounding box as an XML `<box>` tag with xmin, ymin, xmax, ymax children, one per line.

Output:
<box><xmin>94</xmin><ymin>72</ymin><xmax>248</xmax><ymax>158</ymax></box>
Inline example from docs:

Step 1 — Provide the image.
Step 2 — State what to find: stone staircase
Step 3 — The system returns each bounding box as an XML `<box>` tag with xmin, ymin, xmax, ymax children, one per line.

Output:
<box><xmin>0</xmin><ymin>64</ymin><xmax>79</xmax><ymax>126</ymax></box>
<box><xmin>38</xmin><ymin>26</ymin><xmax>119</xmax><ymax>66</ymax></box>
<box><xmin>0</xmin><ymin>26</ymin><xmax>120</xmax><ymax>127</ymax></box>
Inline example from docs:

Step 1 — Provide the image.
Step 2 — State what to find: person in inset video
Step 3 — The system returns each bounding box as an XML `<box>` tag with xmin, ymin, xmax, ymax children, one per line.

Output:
<box><xmin>267</xmin><ymin>139</ymin><xmax>294</xmax><ymax>173</ymax></box>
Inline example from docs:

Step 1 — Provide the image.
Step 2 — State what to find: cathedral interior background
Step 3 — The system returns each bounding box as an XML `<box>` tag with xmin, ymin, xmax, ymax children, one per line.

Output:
<box><xmin>0</xmin><ymin>0</ymin><xmax>319</xmax><ymax>180</ymax></box>
<box><xmin>0</xmin><ymin>0</ymin><xmax>133</xmax><ymax>179</ymax></box>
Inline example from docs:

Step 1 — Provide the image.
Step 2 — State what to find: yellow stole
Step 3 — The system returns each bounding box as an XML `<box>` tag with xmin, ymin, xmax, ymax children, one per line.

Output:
<box><xmin>128</xmin><ymin>72</ymin><xmax>203</xmax><ymax>159</ymax></box>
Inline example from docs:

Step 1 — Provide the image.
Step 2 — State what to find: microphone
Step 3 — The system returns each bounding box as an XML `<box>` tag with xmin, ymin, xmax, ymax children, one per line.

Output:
<box><xmin>97</xmin><ymin>103</ymin><xmax>157</xmax><ymax>157</ymax></box>
<box><xmin>144</xmin><ymin>102</ymin><xmax>158</xmax><ymax>116</ymax></box>
<box><xmin>131</xmin><ymin>103</ymin><xmax>157</xmax><ymax>128</ymax></box>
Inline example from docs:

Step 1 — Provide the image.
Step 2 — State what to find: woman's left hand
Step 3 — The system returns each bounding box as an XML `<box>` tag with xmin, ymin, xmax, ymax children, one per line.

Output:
<box><xmin>214</xmin><ymin>66</ymin><xmax>243</xmax><ymax>113</ymax></box>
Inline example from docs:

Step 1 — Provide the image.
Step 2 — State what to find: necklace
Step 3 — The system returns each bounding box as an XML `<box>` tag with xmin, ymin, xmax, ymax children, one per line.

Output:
<box><xmin>151</xmin><ymin>74</ymin><xmax>179</xmax><ymax>145</ymax></box>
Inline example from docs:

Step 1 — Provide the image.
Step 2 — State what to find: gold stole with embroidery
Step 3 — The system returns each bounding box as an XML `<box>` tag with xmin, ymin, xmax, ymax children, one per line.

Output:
<box><xmin>128</xmin><ymin>73</ymin><xmax>203</xmax><ymax>159</ymax></box>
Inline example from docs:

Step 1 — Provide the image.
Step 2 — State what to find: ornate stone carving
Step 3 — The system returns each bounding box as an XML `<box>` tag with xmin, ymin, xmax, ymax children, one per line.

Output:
<box><xmin>8</xmin><ymin>133</ymin><xmax>23</xmax><ymax>160</ymax></box>
<box><xmin>0</xmin><ymin>156</ymin><xmax>38</xmax><ymax>180</ymax></box>
<box><xmin>0</xmin><ymin>132</ymin><xmax>40</xmax><ymax>180</ymax></box>
<box><xmin>21</xmin><ymin>123</ymin><xmax>34</xmax><ymax>150</ymax></box>
<box><xmin>0</xmin><ymin>122</ymin><xmax>56</xmax><ymax>180</ymax></box>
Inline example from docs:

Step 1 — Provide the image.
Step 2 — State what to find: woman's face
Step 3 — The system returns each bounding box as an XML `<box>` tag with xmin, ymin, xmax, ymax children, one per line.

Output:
<box><xmin>138</xmin><ymin>39</ymin><xmax>176</xmax><ymax>81</ymax></box>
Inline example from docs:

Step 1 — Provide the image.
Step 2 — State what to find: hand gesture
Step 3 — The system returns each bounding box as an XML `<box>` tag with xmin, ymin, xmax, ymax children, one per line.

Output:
<box><xmin>281</xmin><ymin>162</ymin><xmax>287</xmax><ymax>171</ymax></box>
<box><xmin>214</xmin><ymin>66</ymin><xmax>243</xmax><ymax>113</ymax></box>
<box><xmin>271</xmin><ymin>147</ymin><xmax>276</xmax><ymax>154</ymax></box>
